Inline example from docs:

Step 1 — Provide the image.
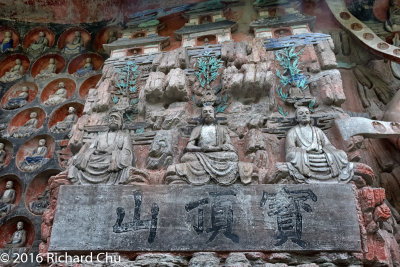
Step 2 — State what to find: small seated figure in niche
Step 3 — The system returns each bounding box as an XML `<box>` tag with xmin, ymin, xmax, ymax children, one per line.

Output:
<box><xmin>3</xmin><ymin>86</ymin><xmax>29</xmax><ymax>110</ymax></box>
<box><xmin>3</xmin><ymin>221</ymin><xmax>26</xmax><ymax>248</ymax></box>
<box><xmin>0</xmin><ymin>59</ymin><xmax>24</xmax><ymax>83</ymax></box>
<box><xmin>0</xmin><ymin>31</ymin><xmax>13</xmax><ymax>52</ymax></box>
<box><xmin>0</xmin><ymin>143</ymin><xmax>6</xmax><ymax>168</ymax></box>
<box><xmin>29</xmin><ymin>187</ymin><xmax>49</xmax><ymax>215</ymax></box>
<box><xmin>62</xmin><ymin>31</ymin><xmax>84</xmax><ymax>54</ymax></box>
<box><xmin>146</xmin><ymin>130</ymin><xmax>174</xmax><ymax>169</ymax></box>
<box><xmin>285</xmin><ymin>106</ymin><xmax>353</xmax><ymax>183</ymax></box>
<box><xmin>50</xmin><ymin>106</ymin><xmax>78</xmax><ymax>134</ymax></box>
<box><xmin>107</xmin><ymin>31</ymin><xmax>117</xmax><ymax>44</ymax></box>
<box><xmin>12</xmin><ymin>112</ymin><xmax>39</xmax><ymax>138</ymax></box>
<box><xmin>68</xmin><ymin>112</ymin><xmax>135</xmax><ymax>185</ymax></box>
<box><xmin>166</xmin><ymin>106</ymin><xmax>255</xmax><ymax>185</ymax></box>
<box><xmin>288</xmin><ymin>81</ymin><xmax>305</xmax><ymax>100</ymax></box>
<box><xmin>27</xmin><ymin>31</ymin><xmax>48</xmax><ymax>55</ymax></box>
<box><xmin>20</xmin><ymin>139</ymin><xmax>48</xmax><ymax>172</ymax></box>
<box><xmin>37</xmin><ymin>58</ymin><xmax>57</xmax><ymax>77</ymax></box>
<box><xmin>74</xmin><ymin>57</ymin><xmax>94</xmax><ymax>77</ymax></box>
<box><xmin>203</xmin><ymin>37</ymin><xmax>210</xmax><ymax>46</ymax></box>
<box><xmin>44</xmin><ymin>82</ymin><xmax>67</xmax><ymax>106</ymax></box>
<box><xmin>0</xmin><ymin>181</ymin><xmax>16</xmax><ymax>217</ymax></box>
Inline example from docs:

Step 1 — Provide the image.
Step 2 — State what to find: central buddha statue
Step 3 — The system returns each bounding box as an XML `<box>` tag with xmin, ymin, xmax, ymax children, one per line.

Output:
<box><xmin>166</xmin><ymin>106</ymin><xmax>254</xmax><ymax>185</ymax></box>
<box><xmin>285</xmin><ymin>106</ymin><xmax>353</xmax><ymax>183</ymax></box>
<box><xmin>44</xmin><ymin>82</ymin><xmax>67</xmax><ymax>106</ymax></box>
<box><xmin>68</xmin><ymin>111</ymin><xmax>135</xmax><ymax>185</ymax></box>
<box><xmin>0</xmin><ymin>59</ymin><xmax>24</xmax><ymax>83</ymax></box>
<box><xmin>3</xmin><ymin>86</ymin><xmax>29</xmax><ymax>110</ymax></box>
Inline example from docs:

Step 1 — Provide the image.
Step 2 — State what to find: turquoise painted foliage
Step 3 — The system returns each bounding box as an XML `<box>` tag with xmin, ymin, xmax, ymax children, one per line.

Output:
<box><xmin>275</xmin><ymin>47</ymin><xmax>307</xmax><ymax>91</ymax></box>
<box><xmin>114</xmin><ymin>61</ymin><xmax>141</xmax><ymax>104</ymax></box>
<box><xmin>194</xmin><ymin>51</ymin><xmax>223</xmax><ymax>89</ymax></box>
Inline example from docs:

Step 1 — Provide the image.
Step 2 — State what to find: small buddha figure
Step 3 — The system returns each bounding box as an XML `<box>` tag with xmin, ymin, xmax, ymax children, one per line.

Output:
<box><xmin>3</xmin><ymin>86</ymin><xmax>29</xmax><ymax>110</ymax></box>
<box><xmin>29</xmin><ymin>187</ymin><xmax>49</xmax><ymax>215</ymax></box>
<box><xmin>107</xmin><ymin>31</ymin><xmax>117</xmax><ymax>44</ymax></box>
<box><xmin>38</xmin><ymin>58</ymin><xmax>57</xmax><ymax>76</ymax></box>
<box><xmin>44</xmin><ymin>82</ymin><xmax>67</xmax><ymax>106</ymax></box>
<box><xmin>50</xmin><ymin>106</ymin><xmax>78</xmax><ymax>134</ymax></box>
<box><xmin>0</xmin><ymin>142</ymin><xmax>6</xmax><ymax>168</ymax></box>
<box><xmin>204</xmin><ymin>37</ymin><xmax>209</xmax><ymax>46</ymax></box>
<box><xmin>166</xmin><ymin>106</ymin><xmax>254</xmax><ymax>185</ymax></box>
<box><xmin>20</xmin><ymin>139</ymin><xmax>48</xmax><ymax>172</ymax></box>
<box><xmin>3</xmin><ymin>221</ymin><xmax>27</xmax><ymax>248</ymax></box>
<box><xmin>12</xmin><ymin>112</ymin><xmax>39</xmax><ymax>138</ymax></box>
<box><xmin>0</xmin><ymin>31</ymin><xmax>13</xmax><ymax>52</ymax></box>
<box><xmin>27</xmin><ymin>31</ymin><xmax>48</xmax><ymax>55</ymax></box>
<box><xmin>0</xmin><ymin>59</ymin><xmax>24</xmax><ymax>83</ymax></box>
<box><xmin>75</xmin><ymin>57</ymin><xmax>94</xmax><ymax>77</ymax></box>
<box><xmin>0</xmin><ymin>181</ymin><xmax>15</xmax><ymax>217</ymax></box>
<box><xmin>62</xmin><ymin>31</ymin><xmax>84</xmax><ymax>54</ymax></box>
<box><xmin>285</xmin><ymin>106</ymin><xmax>353</xmax><ymax>183</ymax></box>
<box><xmin>385</xmin><ymin>0</ymin><xmax>400</xmax><ymax>32</ymax></box>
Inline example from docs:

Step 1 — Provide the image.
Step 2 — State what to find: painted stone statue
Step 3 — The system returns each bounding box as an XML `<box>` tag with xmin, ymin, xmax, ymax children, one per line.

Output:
<box><xmin>37</xmin><ymin>58</ymin><xmax>57</xmax><ymax>78</ymax></box>
<box><xmin>107</xmin><ymin>31</ymin><xmax>117</xmax><ymax>44</ymax></box>
<box><xmin>29</xmin><ymin>187</ymin><xmax>49</xmax><ymax>215</ymax></box>
<box><xmin>27</xmin><ymin>31</ymin><xmax>48</xmax><ymax>55</ymax></box>
<box><xmin>146</xmin><ymin>130</ymin><xmax>174</xmax><ymax>169</ymax></box>
<box><xmin>0</xmin><ymin>31</ymin><xmax>13</xmax><ymax>52</ymax></box>
<box><xmin>3</xmin><ymin>221</ymin><xmax>26</xmax><ymax>248</ymax></box>
<box><xmin>74</xmin><ymin>57</ymin><xmax>94</xmax><ymax>77</ymax></box>
<box><xmin>3</xmin><ymin>86</ymin><xmax>29</xmax><ymax>110</ymax></box>
<box><xmin>0</xmin><ymin>59</ymin><xmax>24</xmax><ymax>83</ymax></box>
<box><xmin>62</xmin><ymin>31</ymin><xmax>84</xmax><ymax>54</ymax></box>
<box><xmin>44</xmin><ymin>82</ymin><xmax>67</xmax><ymax>106</ymax></box>
<box><xmin>386</xmin><ymin>0</ymin><xmax>400</xmax><ymax>32</ymax></box>
<box><xmin>166</xmin><ymin>106</ymin><xmax>254</xmax><ymax>185</ymax></box>
<box><xmin>50</xmin><ymin>106</ymin><xmax>78</xmax><ymax>134</ymax></box>
<box><xmin>0</xmin><ymin>142</ymin><xmax>6</xmax><ymax>168</ymax></box>
<box><xmin>285</xmin><ymin>106</ymin><xmax>353</xmax><ymax>183</ymax></box>
<box><xmin>0</xmin><ymin>181</ymin><xmax>16</xmax><ymax>217</ymax></box>
<box><xmin>20</xmin><ymin>139</ymin><xmax>48</xmax><ymax>172</ymax></box>
<box><xmin>12</xmin><ymin>112</ymin><xmax>39</xmax><ymax>138</ymax></box>
<box><xmin>68</xmin><ymin>112</ymin><xmax>134</xmax><ymax>185</ymax></box>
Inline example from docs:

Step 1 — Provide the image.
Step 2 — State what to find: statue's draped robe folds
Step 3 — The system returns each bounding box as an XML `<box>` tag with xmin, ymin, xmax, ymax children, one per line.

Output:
<box><xmin>176</xmin><ymin>124</ymin><xmax>239</xmax><ymax>185</ymax></box>
<box><xmin>69</xmin><ymin>131</ymin><xmax>133</xmax><ymax>185</ymax></box>
<box><xmin>286</xmin><ymin>125</ymin><xmax>353</xmax><ymax>183</ymax></box>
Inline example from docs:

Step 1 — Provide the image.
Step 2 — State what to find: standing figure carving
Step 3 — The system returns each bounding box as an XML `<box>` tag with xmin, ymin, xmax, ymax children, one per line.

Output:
<box><xmin>68</xmin><ymin>112</ymin><xmax>135</xmax><ymax>185</ymax></box>
<box><xmin>285</xmin><ymin>106</ymin><xmax>353</xmax><ymax>183</ymax></box>
<box><xmin>27</xmin><ymin>31</ymin><xmax>48</xmax><ymax>55</ymax></box>
<box><xmin>0</xmin><ymin>59</ymin><xmax>24</xmax><ymax>83</ymax></box>
<box><xmin>166</xmin><ymin>106</ymin><xmax>254</xmax><ymax>185</ymax></box>
<box><xmin>3</xmin><ymin>86</ymin><xmax>29</xmax><ymax>110</ymax></box>
<box><xmin>12</xmin><ymin>112</ymin><xmax>39</xmax><ymax>138</ymax></box>
<box><xmin>44</xmin><ymin>82</ymin><xmax>67</xmax><ymax>106</ymax></box>
<box><xmin>0</xmin><ymin>181</ymin><xmax>16</xmax><ymax>217</ymax></box>
<box><xmin>62</xmin><ymin>31</ymin><xmax>84</xmax><ymax>54</ymax></box>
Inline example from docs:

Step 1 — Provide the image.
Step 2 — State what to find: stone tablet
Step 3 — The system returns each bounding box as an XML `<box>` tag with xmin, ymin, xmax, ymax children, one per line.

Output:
<box><xmin>50</xmin><ymin>184</ymin><xmax>361</xmax><ymax>252</ymax></box>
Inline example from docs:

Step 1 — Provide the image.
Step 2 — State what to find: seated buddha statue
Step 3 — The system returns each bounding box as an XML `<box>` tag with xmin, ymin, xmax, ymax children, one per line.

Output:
<box><xmin>12</xmin><ymin>112</ymin><xmax>39</xmax><ymax>138</ymax></box>
<box><xmin>3</xmin><ymin>86</ymin><xmax>29</xmax><ymax>110</ymax></box>
<box><xmin>75</xmin><ymin>57</ymin><xmax>94</xmax><ymax>76</ymax></box>
<box><xmin>50</xmin><ymin>106</ymin><xmax>78</xmax><ymax>134</ymax></box>
<box><xmin>27</xmin><ymin>31</ymin><xmax>48</xmax><ymax>55</ymax></box>
<box><xmin>0</xmin><ymin>59</ymin><xmax>24</xmax><ymax>83</ymax></box>
<box><xmin>44</xmin><ymin>82</ymin><xmax>67</xmax><ymax>106</ymax></box>
<box><xmin>0</xmin><ymin>180</ymin><xmax>16</xmax><ymax>217</ymax></box>
<box><xmin>62</xmin><ymin>31</ymin><xmax>84</xmax><ymax>54</ymax></box>
<box><xmin>20</xmin><ymin>139</ymin><xmax>48</xmax><ymax>172</ymax></box>
<box><xmin>0</xmin><ymin>31</ymin><xmax>13</xmax><ymax>52</ymax></box>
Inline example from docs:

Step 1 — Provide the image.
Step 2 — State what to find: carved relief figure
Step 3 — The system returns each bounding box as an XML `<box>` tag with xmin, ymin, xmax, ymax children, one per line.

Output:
<box><xmin>50</xmin><ymin>106</ymin><xmax>78</xmax><ymax>134</ymax></box>
<box><xmin>20</xmin><ymin>139</ymin><xmax>48</xmax><ymax>172</ymax></box>
<box><xmin>3</xmin><ymin>221</ymin><xmax>26</xmax><ymax>248</ymax></box>
<box><xmin>27</xmin><ymin>31</ymin><xmax>48</xmax><ymax>54</ymax></box>
<box><xmin>38</xmin><ymin>58</ymin><xmax>57</xmax><ymax>77</ymax></box>
<box><xmin>0</xmin><ymin>181</ymin><xmax>16</xmax><ymax>217</ymax></box>
<box><xmin>29</xmin><ymin>187</ymin><xmax>49</xmax><ymax>215</ymax></box>
<box><xmin>62</xmin><ymin>31</ymin><xmax>84</xmax><ymax>54</ymax></box>
<box><xmin>166</xmin><ymin>106</ymin><xmax>253</xmax><ymax>185</ymax></box>
<box><xmin>107</xmin><ymin>31</ymin><xmax>117</xmax><ymax>44</ymax></box>
<box><xmin>285</xmin><ymin>106</ymin><xmax>353</xmax><ymax>183</ymax></box>
<box><xmin>0</xmin><ymin>31</ymin><xmax>13</xmax><ymax>52</ymax></box>
<box><xmin>75</xmin><ymin>57</ymin><xmax>94</xmax><ymax>77</ymax></box>
<box><xmin>385</xmin><ymin>0</ymin><xmax>400</xmax><ymax>32</ymax></box>
<box><xmin>0</xmin><ymin>59</ymin><xmax>24</xmax><ymax>83</ymax></box>
<box><xmin>68</xmin><ymin>112</ymin><xmax>134</xmax><ymax>185</ymax></box>
<box><xmin>3</xmin><ymin>86</ymin><xmax>29</xmax><ymax>110</ymax></box>
<box><xmin>12</xmin><ymin>112</ymin><xmax>39</xmax><ymax>138</ymax></box>
<box><xmin>0</xmin><ymin>143</ymin><xmax>6</xmax><ymax>168</ymax></box>
<box><xmin>44</xmin><ymin>82</ymin><xmax>67</xmax><ymax>106</ymax></box>
<box><xmin>146</xmin><ymin>130</ymin><xmax>174</xmax><ymax>169</ymax></box>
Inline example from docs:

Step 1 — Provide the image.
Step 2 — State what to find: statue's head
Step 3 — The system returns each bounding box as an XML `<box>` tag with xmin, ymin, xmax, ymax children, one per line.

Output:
<box><xmin>0</xmin><ymin>142</ymin><xmax>4</xmax><ymax>149</ymax></box>
<box><xmin>15</xmin><ymin>59</ymin><xmax>21</xmax><ymax>65</ymax></box>
<box><xmin>5</xmin><ymin>31</ymin><xmax>11</xmax><ymax>38</ymax></box>
<box><xmin>74</xmin><ymin>31</ymin><xmax>81</xmax><ymax>37</ymax></box>
<box><xmin>86</xmin><ymin>57</ymin><xmax>92</xmax><ymax>63</ymax></box>
<box><xmin>108</xmin><ymin>112</ymin><xmax>123</xmax><ymax>131</ymax></box>
<box><xmin>39</xmin><ymin>31</ymin><xmax>45</xmax><ymax>37</ymax></box>
<box><xmin>30</xmin><ymin>112</ymin><xmax>37</xmax><ymax>118</ymax></box>
<box><xmin>68</xmin><ymin>106</ymin><xmax>75</xmax><ymax>113</ymax></box>
<box><xmin>16</xmin><ymin>221</ymin><xmax>24</xmax><ymax>230</ymax></box>
<box><xmin>58</xmin><ymin>82</ymin><xmax>65</xmax><ymax>88</ymax></box>
<box><xmin>49</xmin><ymin>58</ymin><xmax>55</xmax><ymax>64</ymax></box>
<box><xmin>6</xmin><ymin>180</ymin><xmax>13</xmax><ymax>189</ymax></box>
<box><xmin>22</xmin><ymin>86</ymin><xmax>28</xmax><ymax>92</ymax></box>
<box><xmin>202</xmin><ymin>105</ymin><xmax>215</xmax><ymax>125</ymax></box>
<box><xmin>295</xmin><ymin>106</ymin><xmax>311</xmax><ymax>124</ymax></box>
<box><xmin>39</xmin><ymin>139</ymin><xmax>46</xmax><ymax>146</ymax></box>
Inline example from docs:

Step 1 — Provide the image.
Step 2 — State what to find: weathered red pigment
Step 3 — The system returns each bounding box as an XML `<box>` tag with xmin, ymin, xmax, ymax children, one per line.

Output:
<box><xmin>0</xmin><ymin>54</ymin><xmax>30</xmax><ymax>78</ymax></box>
<box><xmin>0</xmin><ymin>81</ymin><xmax>38</xmax><ymax>106</ymax></box>
<box><xmin>7</xmin><ymin>107</ymin><xmax>46</xmax><ymax>135</ymax></box>
<box><xmin>67</xmin><ymin>53</ymin><xmax>103</xmax><ymax>74</ymax></box>
<box><xmin>93</xmin><ymin>26</ymin><xmax>122</xmax><ymax>52</ymax></box>
<box><xmin>79</xmin><ymin>74</ymin><xmax>101</xmax><ymax>99</ymax></box>
<box><xmin>16</xmin><ymin>135</ymin><xmax>55</xmax><ymax>171</ymax></box>
<box><xmin>57</xmin><ymin>27</ymin><xmax>91</xmax><ymax>50</ymax></box>
<box><xmin>0</xmin><ymin>216</ymin><xmax>35</xmax><ymax>249</ymax></box>
<box><xmin>22</xmin><ymin>27</ymin><xmax>55</xmax><ymax>49</ymax></box>
<box><xmin>31</xmin><ymin>54</ymin><xmax>66</xmax><ymax>77</ymax></box>
<box><xmin>0</xmin><ymin>26</ymin><xmax>19</xmax><ymax>48</ymax></box>
<box><xmin>47</xmin><ymin>102</ymin><xmax>84</xmax><ymax>128</ymax></box>
<box><xmin>40</xmin><ymin>78</ymin><xmax>76</xmax><ymax>103</ymax></box>
<box><xmin>0</xmin><ymin>175</ymin><xmax>22</xmax><ymax>213</ymax></box>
